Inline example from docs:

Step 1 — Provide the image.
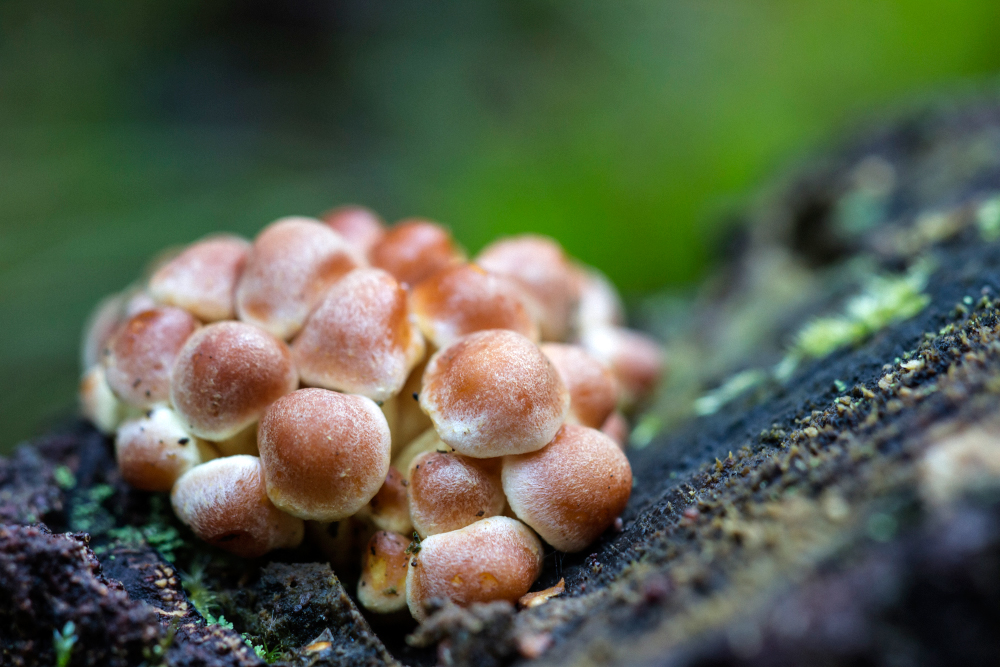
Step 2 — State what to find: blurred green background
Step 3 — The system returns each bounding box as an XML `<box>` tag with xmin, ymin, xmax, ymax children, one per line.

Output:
<box><xmin>2</xmin><ymin>0</ymin><xmax>1000</xmax><ymax>451</ymax></box>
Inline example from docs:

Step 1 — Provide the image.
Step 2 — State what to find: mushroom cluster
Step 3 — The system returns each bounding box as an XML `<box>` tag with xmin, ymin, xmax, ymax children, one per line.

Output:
<box><xmin>79</xmin><ymin>207</ymin><xmax>663</xmax><ymax>620</ymax></box>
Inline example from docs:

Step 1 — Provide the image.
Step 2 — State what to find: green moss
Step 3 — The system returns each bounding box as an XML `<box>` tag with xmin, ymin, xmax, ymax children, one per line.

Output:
<box><xmin>68</xmin><ymin>484</ymin><xmax>115</xmax><ymax>534</ymax></box>
<box><xmin>53</xmin><ymin>465</ymin><xmax>75</xmax><ymax>490</ymax></box>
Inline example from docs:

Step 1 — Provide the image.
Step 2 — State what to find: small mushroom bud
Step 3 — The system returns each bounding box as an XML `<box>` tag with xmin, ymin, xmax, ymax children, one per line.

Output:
<box><xmin>476</xmin><ymin>235</ymin><xmax>581</xmax><ymax>341</ymax></box>
<box><xmin>392</xmin><ymin>428</ymin><xmax>453</xmax><ymax>476</ymax></box>
<box><xmin>292</xmin><ymin>268</ymin><xmax>425</xmax><ymax>403</ymax></box>
<box><xmin>170</xmin><ymin>321</ymin><xmax>298</xmax><ymax>441</ymax></box>
<box><xmin>502</xmin><ymin>424</ymin><xmax>632</xmax><ymax>552</ymax></box>
<box><xmin>405</xmin><ymin>516</ymin><xmax>543</xmax><ymax>621</ymax></box>
<box><xmin>600</xmin><ymin>411</ymin><xmax>629</xmax><ymax>450</ymax></box>
<box><xmin>408</xmin><ymin>451</ymin><xmax>505</xmax><ymax>538</ymax></box>
<box><xmin>149</xmin><ymin>234</ymin><xmax>250</xmax><ymax>322</ymax></box>
<box><xmin>115</xmin><ymin>406</ymin><xmax>216</xmax><ymax>492</ymax></box>
<box><xmin>393</xmin><ymin>359</ymin><xmax>433</xmax><ymax>454</ymax></box>
<box><xmin>235</xmin><ymin>217</ymin><xmax>362</xmax><ymax>340</ymax></box>
<box><xmin>420</xmin><ymin>329</ymin><xmax>569</xmax><ymax>458</ymax></box>
<box><xmin>370</xmin><ymin>219</ymin><xmax>463</xmax><ymax>287</ymax></box>
<box><xmin>409</xmin><ymin>263</ymin><xmax>539</xmax><ymax>349</ymax></box>
<box><xmin>81</xmin><ymin>293</ymin><xmax>128</xmax><ymax>370</ymax></box>
<box><xmin>171</xmin><ymin>455</ymin><xmax>304</xmax><ymax>558</ymax></box>
<box><xmin>540</xmin><ymin>343</ymin><xmax>617</xmax><ymax>429</ymax></box>
<box><xmin>79</xmin><ymin>365</ymin><xmax>129</xmax><ymax>434</ymax></box>
<box><xmin>104</xmin><ymin>306</ymin><xmax>199</xmax><ymax>408</ymax></box>
<box><xmin>321</xmin><ymin>205</ymin><xmax>386</xmax><ymax>257</ymax></box>
<box><xmin>574</xmin><ymin>265</ymin><xmax>624</xmax><ymax>333</ymax></box>
<box><xmin>362</xmin><ymin>467</ymin><xmax>413</xmax><ymax>535</ymax></box>
<box><xmin>258</xmin><ymin>388</ymin><xmax>391</xmax><ymax>521</ymax></box>
<box><xmin>358</xmin><ymin>531</ymin><xmax>410</xmax><ymax>614</ymax></box>
<box><xmin>580</xmin><ymin>326</ymin><xmax>664</xmax><ymax>406</ymax></box>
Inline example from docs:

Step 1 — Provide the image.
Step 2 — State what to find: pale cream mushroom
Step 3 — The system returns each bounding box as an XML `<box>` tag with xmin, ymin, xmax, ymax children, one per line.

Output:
<box><xmin>171</xmin><ymin>455</ymin><xmax>304</xmax><ymax>558</ymax></box>
<box><xmin>79</xmin><ymin>365</ymin><xmax>130</xmax><ymax>434</ymax></box>
<box><xmin>408</xmin><ymin>451</ymin><xmax>505</xmax><ymax>537</ymax></box>
<box><xmin>149</xmin><ymin>234</ymin><xmax>250</xmax><ymax>322</ymax></box>
<box><xmin>370</xmin><ymin>219</ymin><xmax>463</xmax><ymax>288</ymax></box>
<box><xmin>115</xmin><ymin>406</ymin><xmax>217</xmax><ymax>492</ymax></box>
<box><xmin>540</xmin><ymin>343</ymin><xmax>618</xmax><ymax>429</ymax></box>
<box><xmin>573</xmin><ymin>265</ymin><xmax>624</xmax><ymax>334</ymax></box>
<box><xmin>358</xmin><ymin>531</ymin><xmax>411</xmax><ymax>614</ymax></box>
<box><xmin>391</xmin><ymin>428</ymin><xmax>453</xmax><ymax>476</ymax></box>
<box><xmin>321</xmin><ymin>205</ymin><xmax>386</xmax><ymax>257</ymax></box>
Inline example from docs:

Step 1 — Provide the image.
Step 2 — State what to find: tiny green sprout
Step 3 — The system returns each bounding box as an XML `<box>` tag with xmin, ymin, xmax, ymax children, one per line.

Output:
<box><xmin>53</xmin><ymin>465</ymin><xmax>76</xmax><ymax>490</ymax></box>
<box><xmin>241</xmin><ymin>635</ymin><xmax>284</xmax><ymax>664</ymax></box>
<box><xmin>833</xmin><ymin>379</ymin><xmax>847</xmax><ymax>393</ymax></box>
<box><xmin>976</xmin><ymin>194</ymin><xmax>1000</xmax><ymax>240</ymax></box>
<box><xmin>629</xmin><ymin>413</ymin><xmax>663</xmax><ymax>448</ymax></box>
<box><xmin>53</xmin><ymin>621</ymin><xmax>77</xmax><ymax>667</ymax></box>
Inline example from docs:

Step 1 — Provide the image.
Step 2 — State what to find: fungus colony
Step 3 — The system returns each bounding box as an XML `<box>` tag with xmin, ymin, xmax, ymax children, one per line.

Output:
<box><xmin>79</xmin><ymin>208</ymin><xmax>663</xmax><ymax>620</ymax></box>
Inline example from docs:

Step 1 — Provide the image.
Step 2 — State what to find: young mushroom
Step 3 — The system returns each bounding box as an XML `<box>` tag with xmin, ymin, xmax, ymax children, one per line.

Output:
<box><xmin>502</xmin><ymin>424</ymin><xmax>632</xmax><ymax>552</ymax></box>
<box><xmin>361</xmin><ymin>467</ymin><xmax>413</xmax><ymax>535</ymax></box>
<box><xmin>600</xmin><ymin>411</ymin><xmax>630</xmax><ymax>450</ymax></box>
<box><xmin>573</xmin><ymin>265</ymin><xmax>625</xmax><ymax>334</ymax></box>
<box><xmin>171</xmin><ymin>455</ymin><xmax>304</xmax><ymax>558</ymax></box>
<box><xmin>539</xmin><ymin>343</ymin><xmax>618</xmax><ymax>429</ymax></box>
<box><xmin>409</xmin><ymin>263</ymin><xmax>539</xmax><ymax>349</ymax></box>
<box><xmin>235</xmin><ymin>217</ymin><xmax>362</xmax><ymax>340</ymax></box>
<box><xmin>148</xmin><ymin>234</ymin><xmax>250</xmax><ymax>322</ymax></box>
<box><xmin>79</xmin><ymin>365</ymin><xmax>129</xmax><ymax>434</ymax></box>
<box><xmin>257</xmin><ymin>388</ymin><xmax>391</xmax><ymax>522</ymax></box>
<box><xmin>103</xmin><ymin>306</ymin><xmax>199</xmax><ymax>408</ymax></box>
<box><xmin>321</xmin><ymin>205</ymin><xmax>386</xmax><ymax>258</ymax></box>
<box><xmin>292</xmin><ymin>268</ymin><xmax>425</xmax><ymax>403</ymax></box>
<box><xmin>358</xmin><ymin>530</ymin><xmax>411</xmax><ymax>614</ymax></box>
<box><xmin>420</xmin><ymin>329</ymin><xmax>569</xmax><ymax>458</ymax></box>
<box><xmin>406</xmin><ymin>516</ymin><xmax>543</xmax><ymax>621</ymax></box>
<box><xmin>392</xmin><ymin>427</ymin><xmax>453</xmax><ymax>476</ymax></box>
<box><xmin>115</xmin><ymin>406</ymin><xmax>216</xmax><ymax>492</ymax></box>
<box><xmin>370</xmin><ymin>219</ymin><xmax>463</xmax><ymax>287</ymax></box>
<box><xmin>476</xmin><ymin>235</ymin><xmax>581</xmax><ymax>341</ymax></box>
<box><xmin>580</xmin><ymin>326</ymin><xmax>665</xmax><ymax>407</ymax></box>
<box><xmin>408</xmin><ymin>451</ymin><xmax>505</xmax><ymax>537</ymax></box>
<box><xmin>170</xmin><ymin>321</ymin><xmax>298</xmax><ymax>441</ymax></box>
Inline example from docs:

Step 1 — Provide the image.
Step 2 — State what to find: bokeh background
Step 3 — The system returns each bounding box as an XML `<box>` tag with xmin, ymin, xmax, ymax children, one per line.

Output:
<box><xmin>2</xmin><ymin>0</ymin><xmax>1000</xmax><ymax>451</ymax></box>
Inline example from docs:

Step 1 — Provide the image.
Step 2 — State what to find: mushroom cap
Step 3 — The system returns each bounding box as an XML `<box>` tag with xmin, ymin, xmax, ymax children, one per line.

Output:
<box><xmin>79</xmin><ymin>365</ymin><xmax>129</xmax><ymax>434</ymax></box>
<box><xmin>149</xmin><ymin>234</ymin><xmax>251</xmax><ymax>322</ymax></box>
<box><xmin>235</xmin><ymin>217</ymin><xmax>362</xmax><ymax>340</ymax></box>
<box><xmin>115</xmin><ymin>406</ymin><xmax>210</xmax><ymax>492</ymax></box>
<box><xmin>81</xmin><ymin>292</ymin><xmax>128</xmax><ymax>370</ymax></box>
<box><xmin>540</xmin><ymin>343</ymin><xmax>618</xmax><ymax>429</ymax></box>
<box><xmin>392</xmin><ymin>359</ymin><xmax>433</xmax><ymax>454</ymax></box>
<box><xmin>364</xmin><ymin>467</ymin><xmax>413</xmax><ymax>535</ymax></box>
<box><xmin>408</xmin><ymin>451</ymin><xmax>505</xmax><ymax>538</ymax></box>
<box><xmin>600</xmin><ymin>411</ymin><xmax>629</xmax><ymax>450</ymax></box>
<box><xmin>502</xmin><ymin>423</ymin><xmax>632</xmax><ymax>552</ymax></box>
<box><xmin>409</xmin><ymin>263</ymin><xmax>539</xmax><ymax>349</ymax></box>
<box><xmin>170</xmin><ymin>321</ymin><xmax>298</xmax><ymax>441</ymax></box>
<box><xmin>358</xmin><ymin>530</ymin><xmax>411</xmax><ymax>614</ymax></box>
<box><xmin>258</xmin><ymin>388</ymin><xmax>391</xmax><ymax>522</ymax></box>
<box><xmin>370</xmin><ymin>219</ymin><xmax>463</xmax><ymax>287</ymax></box>
<box><xmin>580</xmin><ymin>326</ymin><xmax>664</xmax><ymax>406</ymax></box>
<box><xmin>476</xmin><ymin>235</ymin><xmax>581</xmax><ymax>341</ymax></box>
<box><xmin>292</xmin><ymin>268</ymin><xmax>425</xmax><ymax>403</ymax></box>
<box><xmin>392</xmin><ymin>427</ymin><xmax>453</xmax><ymax>476</ymax></box>
<box><xmin>420</xmin><ymin>329</ymin><xmax>569</xmax><ymax>458</ymax></box>
<box><xmin>321</xmin><ymin>205</ymin><xmax>385</xmax><ymax>257</ymax></box>
<box><xmin>171</xmin><ymin>455</ymin><xmax>304</xmax><ymax>558</ymax></box>
<box><xmin>574</xmin><ymin>265</ymin><xmax>624</xmax><ymax>333</ymax></box>
<box><xmin>405</xmin><ymin>516</ymin><xmax>543</xmax><ymax>620</ymax></box>
<box><xmin>104</xmin><ymin>306</ymin><xmax>199</xmax><ymax>408</ymax></box>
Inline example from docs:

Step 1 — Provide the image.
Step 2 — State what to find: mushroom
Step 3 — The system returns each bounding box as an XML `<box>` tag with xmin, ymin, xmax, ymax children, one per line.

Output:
<box><xmin>79</xmin><ymin>365</ymin><xmax>130</xmax><ymax>434</ymax></box>
<box><xmin>405</xmin><ymin>516</ymin><xmax>543</xmax><ymax>621</ymax></box>
<box><xmin>171</xmin><ymin>455</ymin><xmax>304</xmax><ymax>558</ymax></box>
<box><xmin>149</xmin><ymin>234</ymin><xmax>250</xmax><ymax>322</ymax></box>
<box><xmin>391</xmin><ymin>358</ymin><xmax>433</xmax><ymax>455</ymax></box>
<box><xmin>539</xmin><ymin>343</ymin><xmax>618</xmax><ymax>429</ymax></box>
<box><xmin>257</xmin><ymin>388</ymin><xmax>391</xmax><ymax>521</ymax></box>
<box><xmin>476</xmin><ymin>235</ymin><xmax>581</xmax><ymax>341</ymax></box>
<box><xmin>360</xmin><ymin>467</ymin><xmax>413</xmax><ymax>535</ymax></box>
<box><xmin>600</xmin><ymin>411</ymin><xmax>629</xmax><ymax>450</ymax></box>
<box><xmin>292</xmin><ymin>268</ymin><xmax>425</xmax><ymax>403</ymax></box>
<box><xmin>573</xmin><ymin>265</ymin><xmax>624</xmax><ymax>334</ymax></box>
<box><xmin>409</xmin><ymin>263</ymin><xmax>539</xmax><ymax>349</ymax></box>
<box><xmin>502</xmin><ymin>424</ymin><xmax>632</xmax><ymax>552</ymax></box>
<box><xmin>419</xmin><ymin>329</ymin><xmax>569</xmax><ymax>458</ymax></box>
<box><xmin>392</xmin><ymin>427</ymin><xmax>453</xmax><ymax>476</ymax></box>
<box><xmin>235</xmin><ymin>217</ymin><xmax>362</xmax><ymax>340</ymax></box>
<box><xmin>358</xmin><ymin>530</ymin><xmax>411</xmax><ymax>614</ymax></box>
<box><xmin>115</xmin><ymin>406</ymin><xmax>217</xmax><ymax>492</ymax></box>
<box><xmin>81</xmin><ymin>292</ymin><xmax>127</xmax><ymax>371</ymax></box>
<box><xmin>170</xmin><ymin>321</ymin><xmax>298</xmax><ymax>441</ymax></box>
<box><xmin>408</xmin><ymin>451</ymin><xmax>505</xmax><ymax>538</ymax></box>
<box><xmin>579</xmin><ymin>326</ymin><xmax>664</xmax><ymax>407</ymax></box>
<box><xmin>321</xmin><ymin>205</ymin><xmax>385</xmax><ymax>257</ymax></box>
<box><xmin>370</xmin><ymin>219</ymin><xmax>463</xmax><ymax>288</ymax></box>
<box><xmin>103</xmin><ymin>306</ymin><xmax>199</xmax><ymax>408</ymax></box>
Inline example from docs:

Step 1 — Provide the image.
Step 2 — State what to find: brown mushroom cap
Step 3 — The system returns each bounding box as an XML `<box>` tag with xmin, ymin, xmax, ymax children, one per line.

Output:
<box><xmin>104</xmin><ymin>306</ymin><xmax>199</xmax><ymax>408</ymax></box>
<box><xmin>235</xmin><ymin>217</ymin><xmax>362</xmax><ymax>340</ymax></box>
<box><xmin>362</xmin><ymin>467</ymin><xmax>413</xmax><ymax>535</ymax></box>
<box><xmin>574</xmin><ymin>265</ymin><xmax>624</xmax><ymax>333</ymax></box>
<box><xmin>392</xmin><ymin>427</ymin><xmax>453</xmax><ymax>476</ymax></box>
<box><xmin>476</xmin><ymin>235</ymin><xmax>581</xmax><ymax>341</ymax></box>
<box><xmin>81</xmin><ymin>293</ymin><xmax>128</xmax><ymax>371</ymax></box>
<box><xmin>292</xmin><ymin>268</ymin><xmax>425</xmax><ymax>403</ymax></box>
<box><xmin>171</xmin><ymin>455</ymin><xmax>304</xmax><ymax>558</ymax></box>
<box><xmin>358</xmin><ymin>530</ymin><xmax>411</xmax><ymax>614</ymax></box>
<box><xmin>580</xmin><ymin>326</ymin><xmax>664</xmax><ymax>406</ymax></box>
<box><xmin>419</xmin><ymin>329</ymin><xmax>569</xmax><ymax>458</ymax></box>
<box><xmin>170</xmin><ymin>321</ymin><xmax>298</xmax><ymax>441</ymax></box>
<box><xmin>321</xmin><ymin>205</ymin><xmax>386</xmax><ymax>257</ymax></box>
<box><xmin>409</xmin><ymin>263</ymin><xmax>539</xmax><ymax>349</ymax></box>
<box><xmin>370</xmin><ymin>219</ymin><xmax>463</xmax><ymax>287</ymax></box>
<box><xmin>540</xmin><ymin>343</ymin><xmax>618</xmax><ymax>429</ymax></box>
<box><xmin>149</xmin><ymin>234</ymin><xmax>250</xmax><ymax>322</ymax></box>
<box><xmin>600</xmin><ymin>411</ymin><xmax>629</xmax><ymax>450</ymax></box>
<box><xmin>408</xmin><ymin>451</ymin><xmax>505</xmax><ymax>538</ymax></box>
<box><xmin>502</xmin><ymin>423</ymin><xmax>632</xmax><ymax>552</ymax></box>
<box><xmin>405</xmin><ymin>516</ymin><xmax>543</xmax><ymax>620</ymax></box>
<box><xmin>258</xmin><ymin>388</ymin><xmax>391</xmax><ymax>522</ymax></box>
<box><xmin>115</xmin><ymin>406</ymin><xmax>214</xmax><ymax>492</ymax></box>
